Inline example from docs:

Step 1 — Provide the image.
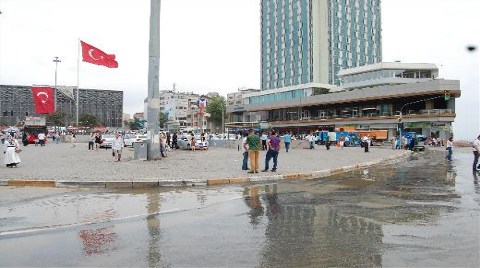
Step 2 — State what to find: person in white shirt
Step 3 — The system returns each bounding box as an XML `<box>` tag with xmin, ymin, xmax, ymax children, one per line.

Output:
<box><xmin>308</xmin><ymin>132</ymin><xmax>315</xmax><ymax>149</ymax></box>
<box><xmin>3</xmin><ymin>135</ymin><xmax>21</xmax><ymax>167</ymax></box>
<box><xmin>473</xmin><ymin>135</ymin><xmax>480</xmax><ymax>171</ymax></box>
<box><xmin>362</xmin><ymin>135</ymin><xmax>369</xmax><ymax>153</ymax></box>
<box><xmin>37</xmin><ymin>132</ymin><xmax>46</xmax><ymax>147</ymax></box>
<box><xmin>112</xmin><ymin>132</ymin><xmax>123</xmax><ymax>162</ymax></box>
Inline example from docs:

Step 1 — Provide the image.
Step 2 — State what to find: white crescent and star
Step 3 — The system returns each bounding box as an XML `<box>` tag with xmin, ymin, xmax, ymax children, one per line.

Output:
<box><xmin>88</xmin><ymin>48</ymin><xmax>104</xmax><ymax>61</ymax></box>
<box><xmin>36</xmin><ymin>92</ymin><xmax>49</xmax><ymax>104</ymax></box>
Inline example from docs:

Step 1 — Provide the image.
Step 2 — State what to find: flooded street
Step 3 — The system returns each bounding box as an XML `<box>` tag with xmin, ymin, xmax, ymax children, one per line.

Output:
<box><xmin>0</xmin><ymin>150</ymin><xmax>479</xmax><ymax>267</ymax></box>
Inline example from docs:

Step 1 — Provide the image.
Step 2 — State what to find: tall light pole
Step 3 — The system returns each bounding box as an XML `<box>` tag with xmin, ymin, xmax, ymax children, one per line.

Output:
<box><xmin>146</xmin><ymin>0</ymin><xmax>161</xmax><ymax>159</ymax></box>
<box><xmin>53</xmin><ymin>57</ymin><xmax>61</xmax><ymax>112</ymax></box>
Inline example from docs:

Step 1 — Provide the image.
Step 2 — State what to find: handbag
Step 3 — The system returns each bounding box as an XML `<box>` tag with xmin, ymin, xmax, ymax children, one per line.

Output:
<box><xmin>15</xmin><ymin>147</ymin><xmax>22</xmax><ymax>153</ymax></box>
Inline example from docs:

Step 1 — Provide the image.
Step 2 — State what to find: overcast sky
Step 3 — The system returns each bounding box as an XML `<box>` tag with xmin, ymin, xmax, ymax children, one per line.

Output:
<box><xmin>0</xmin><ymin>0</ymin><xmax>478</xmax><ymax>139</ymax></box>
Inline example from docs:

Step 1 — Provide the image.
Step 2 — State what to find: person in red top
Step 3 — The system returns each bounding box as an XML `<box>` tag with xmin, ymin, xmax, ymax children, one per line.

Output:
<box><xmin>262</xmin><ymin>130</ymin><xmax>281</xmax><ymax>172</ymax></box>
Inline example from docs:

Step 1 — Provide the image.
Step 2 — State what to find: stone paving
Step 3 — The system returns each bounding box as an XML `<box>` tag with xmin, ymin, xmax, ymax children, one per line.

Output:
<box><xmin>0</xmin><ymin>139</ymin><xmax>412</xmax><ymax>187</ymax></box>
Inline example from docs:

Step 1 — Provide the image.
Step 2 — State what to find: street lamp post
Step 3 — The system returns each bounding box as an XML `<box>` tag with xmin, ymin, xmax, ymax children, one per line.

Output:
<box><xmin>53</xmin><ymin>57</ymin><xmax>61</xmax><ymax>112</ymax></box>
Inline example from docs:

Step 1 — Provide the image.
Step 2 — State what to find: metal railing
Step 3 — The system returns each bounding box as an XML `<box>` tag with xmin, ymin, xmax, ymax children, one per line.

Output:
<box><xmin>272</xmin><ymin>108</ymin><xmax>454</xmax><ymax>122</ymax></box>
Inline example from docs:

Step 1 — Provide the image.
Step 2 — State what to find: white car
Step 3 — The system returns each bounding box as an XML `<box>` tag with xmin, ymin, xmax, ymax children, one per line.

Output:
<box><xmin>100</xmin><ymin>134</ymin><xmax>116</xmax><ymax>148</ymax></box>
<box><xmin>177</xmin><ymin>134</ymin><xmax>208</xmax><ymax>150</ymax></box>
<box><xmin>124</xmin><ymin>134</ymin><xmax>147</xmax><ymax>147</ymax></box>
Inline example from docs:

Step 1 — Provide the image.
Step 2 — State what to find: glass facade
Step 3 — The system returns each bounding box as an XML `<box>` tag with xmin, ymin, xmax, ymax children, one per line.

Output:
<box><xmin>261</xmin><ymin>0</ymin><xmax>312</xmax><ymax>90</ymax></box>
<box><xmin>342</xmin><ymin>69</ymin><xmax>433</xmax><ymax>84</ymax></box>
<box><xmin>261</xmin><ymin>0</ymin><xmax>382</xmax><ymax>90</ymax></box>
<box><xmin>249</xmin><ymin>89</ymin><xmax>305</xmax><ymax>104</ymax></box>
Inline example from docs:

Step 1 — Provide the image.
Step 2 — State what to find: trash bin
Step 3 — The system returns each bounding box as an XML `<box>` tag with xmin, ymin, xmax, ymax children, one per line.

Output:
<box><xmin>134</xmin><ymin>141</ymin><xmax>148</xmax><ymax>160</ymax></box>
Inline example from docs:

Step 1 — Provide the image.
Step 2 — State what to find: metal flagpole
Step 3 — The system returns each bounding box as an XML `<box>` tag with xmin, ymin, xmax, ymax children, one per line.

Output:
<box><xmin>76</xmin><ymin>39</ymin><xmax>80</xmax><ymax>128</ymax></box>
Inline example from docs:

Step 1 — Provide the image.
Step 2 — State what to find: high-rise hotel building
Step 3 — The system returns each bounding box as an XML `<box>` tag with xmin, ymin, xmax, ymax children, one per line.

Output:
<box><xmin>261</xmin><ymin>0</ymin><xmax>382</xmax><ymax>89</ymax></box>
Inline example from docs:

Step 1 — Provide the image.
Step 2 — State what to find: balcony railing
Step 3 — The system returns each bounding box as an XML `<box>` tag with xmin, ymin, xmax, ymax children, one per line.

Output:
<box><xmin>273</xmin><ymin>109</ymin><xmax>454</xmax><ymax>122</ymax></box>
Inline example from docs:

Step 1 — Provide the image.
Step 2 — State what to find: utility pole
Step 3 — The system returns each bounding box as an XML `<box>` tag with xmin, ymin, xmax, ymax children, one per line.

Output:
<box><xmin>146</xmin><ymin>0</ymin><xmax>161</xmax><ymax>159</ymax></box>
<box><xmin>53</xmin><ymin>57</ymin><xmax>61</xmax><ymax>112</ymax></box>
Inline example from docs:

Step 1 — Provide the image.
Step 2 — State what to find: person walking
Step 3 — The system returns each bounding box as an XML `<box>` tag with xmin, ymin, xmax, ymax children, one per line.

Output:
<box><xmin>88</xmin><ymin>133</ymin><xmax>95</xmax><ymax>150</ymax></box>
<box><xmin>339</xmin><ymin>135</ymin><xmax>345</xmax><ymax>149</ymax></box>
<box><xmin>241</xmin><ymin>133</ymin><xmax>249</xmax><ymax>170</ymax></box>
<box><xmin>159</xmin><ymin>132</ymin><xmax>167</xmax><ymax>157</ymax></box>
<box><xmin>3</xmin><ymin>135</ymin><xmax>21</xmax><ymax>168</ymax></box>
<box><xmin>445</xmin><ymin>137</ymin><xmax>453</xmax><ymax>161</ymax></box>
<box><xmin>262</xmin><ymin>130</ymin><xmax>281</xmax><ymax>172</ymax></box>
<box><xmin>38</xmin><ymin>132</ymin><xmax>46</xmax><ymax>147</ymax></box>
<box><xmin>261</xmin><ymin>132</ymin><xmax>268</xmax><ymax>150</ymax></box>
<box><xmin>362</xmin><ymin>135</ymin><xmax>369</xmax><ymax>153</ymax></box>
<box><xmin>473</xmin><ymin>135</ymin><xmax>480</xmax><ymax>171</ymax></box>
<box><xmin>190</xmin><ymin>133</ymin><xmax>196</xmax><ymax>151</ymax></box>
<box><xmin>245</xmin><ymin>129</ymin><xmax>260</xmax><ymax>174</ymax></box>
<box><xmin>95</xmin><ymin>133</ymin><xmax>101</xmax><ymax>150</ymax></box>
<box><xmin>325</xmin><ymin>134</ymin><xmax>331</xmax><ymax>150</ymax></box>
<box><xmin>112</xmin><ymin>132</ymin><xmax>123</xmax><ymax>162</ymax></box>
<box><xmin>70</xmin><ymin>132</ymin><xmax>76</xmax><ymax>148</ymax></box>
<box><xmin>172</xmin><ymin>132</ymin><xmax>179</xmax><ymax>150</ymax></box>
<box><xmin>21</xmin><ymin>132</ymin><xmax>28</xmax><ymax>146</ymax></box>
<box><xmin>308</xmin><ymin>132</ymin><xmax>315</xmax><ymax>149</ymax></box>
<box><xmin>166</xmin><ymin>132</ymin><xmax>171</xmax><ymax>149</ymax></box>
<box><xmin>283</xmin><ymin>131</ymin><xmax>291</xmax><ymax>153</ymax></box>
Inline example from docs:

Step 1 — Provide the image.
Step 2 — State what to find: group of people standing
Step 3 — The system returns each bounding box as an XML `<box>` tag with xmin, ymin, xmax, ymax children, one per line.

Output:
<box><xmin>243</xmin><ymin>129</ymin><xmax>281</xmax><ymax>173</ymax></box>
<box><xmin>88</xmin><ymin>133</ymin><xmax>103</xmax><ymax>150</ymax></box>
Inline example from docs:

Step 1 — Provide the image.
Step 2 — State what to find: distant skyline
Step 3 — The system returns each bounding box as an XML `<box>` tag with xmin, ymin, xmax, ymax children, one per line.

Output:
<box><xmin>0</xmin><ymin>0</ymin><xmax>478</xmax><ymax>139</ymax></box>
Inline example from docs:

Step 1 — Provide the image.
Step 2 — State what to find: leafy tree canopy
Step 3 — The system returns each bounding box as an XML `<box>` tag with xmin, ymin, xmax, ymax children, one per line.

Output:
<box><xmin>205</xmin><ymin>93</ymin><xmax>226</xmax><ymax>124</ymax></box>
<box><xmin>78</xmin><ymin>114</ymin><xmax>99</xmax><ymax>128</ymax></box>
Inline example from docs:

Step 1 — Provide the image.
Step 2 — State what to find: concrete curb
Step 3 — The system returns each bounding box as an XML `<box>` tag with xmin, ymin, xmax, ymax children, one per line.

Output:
<box><xmin>1</xmin><ymin>151</ymin><xmax>413</xmax><ymax>189</ymax></box>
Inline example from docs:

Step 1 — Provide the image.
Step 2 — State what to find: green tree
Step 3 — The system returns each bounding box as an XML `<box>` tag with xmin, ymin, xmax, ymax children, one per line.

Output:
<box><xmin>78</xmin><ymin>114</ymin><xmax>99</xmax><ymax>128</ymax></box>
<box><xmin>206</xmin><ymin>93</ymin><xmax>226</xmax><ymax>125</ymax></box>
<box><xmin>159</xmin><ymin>112</ymin><xmax>168</xmax><ymax>128</ymax></box>
<box><xmin>46</xmin><ymin>111</ymin><xmax>66</xmax><ymax>126</ymax></box>
<box><xmin>125</xmin><ymin>117</ymin><xmax>143</xmax><ymax>130</ymax></box>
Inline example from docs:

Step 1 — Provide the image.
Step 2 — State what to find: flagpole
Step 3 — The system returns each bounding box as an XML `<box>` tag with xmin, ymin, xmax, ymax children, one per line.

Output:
<box><xmin>76</xmin><ymin>39</ymin><xmax>80</xmax><ymax>128</ymax></box>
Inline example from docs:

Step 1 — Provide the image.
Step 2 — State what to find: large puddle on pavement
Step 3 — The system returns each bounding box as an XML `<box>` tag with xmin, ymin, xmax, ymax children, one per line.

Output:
<box><xmin>0</xmin><ymin>151</ymin><xmax>478</xmax><ymax>267</ymax></box>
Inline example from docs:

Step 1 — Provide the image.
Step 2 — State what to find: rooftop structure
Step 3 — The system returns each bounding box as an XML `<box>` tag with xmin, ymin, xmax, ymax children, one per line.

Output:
<box><xmin>338</xmin><ymin>62</ymin><xmax>439</xmax><ymax>90</ymax></box>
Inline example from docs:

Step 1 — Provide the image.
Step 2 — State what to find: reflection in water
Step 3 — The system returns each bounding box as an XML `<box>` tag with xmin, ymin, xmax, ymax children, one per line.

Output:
<box><xmin>240</xmin><ymin>152</ymin><xmax>465</xmax><ymax>267</ymax></box>
<box><xmin>78</xmin><ymin>209</ymin><xmax>118</xmax><ymax>256</ymax></box>
<box><xmin>243</xmin><ymin>186</ymin><xmax>264</xmax><ymax>226</ymax></box>
<box><xmin>473</xmin><ymin>172</ymin><xmax>479</xmax><ymax>194</ymax></box>
<box><xmin>326</xmin><ymin>209</ymin><xmax>383</xmax><ymax>267</ymax></box>
<box><xmin>146</xmin><ymin>192</ymin><xmax>161</xmax><ymax>267</ymax></box>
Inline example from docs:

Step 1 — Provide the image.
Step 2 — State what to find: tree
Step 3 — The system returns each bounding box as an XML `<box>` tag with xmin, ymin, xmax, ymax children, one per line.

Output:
<box><xmin>159</xmin><ymin>112</ymin><xmax>168</xmax><ymax>128</ymax></box>
<box><xmin>78</xmin><ymin>114</ymin><xmax>99</xmax><ymax>128</ymax></box>
<box><xmin>46</xmin><ymin>111</ymin><xmax>66</xmax><ymax>126</ymax></box>
<box><xmin>206</xmin><ymin>93</ymin><xmax>226</xmax><ymax>125</ymax></box>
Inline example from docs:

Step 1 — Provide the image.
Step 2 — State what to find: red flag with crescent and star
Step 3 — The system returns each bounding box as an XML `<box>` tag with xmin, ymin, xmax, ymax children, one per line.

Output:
<box><xmin>31</xmin><ymin>87</ymin><xmax>55</xmax><ymax>114</ymax></box>
<box><xmin>80</xmin><ymin>41</ymin><xmax>118</xmax><ymax>68</ymax></box>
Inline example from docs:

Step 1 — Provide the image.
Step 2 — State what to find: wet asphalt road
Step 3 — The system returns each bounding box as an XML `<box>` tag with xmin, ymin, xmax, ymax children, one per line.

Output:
<box><xmin>0</xmin><ymin>149</ymin><xmax>479</xmax><ymax>267</ymax></box>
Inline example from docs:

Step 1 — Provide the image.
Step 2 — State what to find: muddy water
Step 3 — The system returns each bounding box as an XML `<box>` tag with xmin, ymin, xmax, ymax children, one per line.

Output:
<box><xmin>0</xmin><ymin>150</ymin><xmax>478</xmax><ymax>267</ymax></box>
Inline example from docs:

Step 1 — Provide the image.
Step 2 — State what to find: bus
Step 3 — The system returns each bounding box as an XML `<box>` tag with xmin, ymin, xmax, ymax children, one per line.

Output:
<box><xmin>21</xmin><ymin>116</ymin><xmax>47</xmax><ymax>145</ymax></box>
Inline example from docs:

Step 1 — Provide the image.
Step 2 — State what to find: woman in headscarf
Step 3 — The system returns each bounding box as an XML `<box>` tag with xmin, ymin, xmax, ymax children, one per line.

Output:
<box><xmin>3</xmin><ymin>135</ymin><xmax>21</xmax><ymax>168</ymax></box>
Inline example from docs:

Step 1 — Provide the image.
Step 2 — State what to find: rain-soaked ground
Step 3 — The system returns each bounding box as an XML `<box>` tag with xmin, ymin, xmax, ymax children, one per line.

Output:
<box><xmin>0</xmin><ymin>149</ymin><xmax>479</xmax><ymax>267</ymax></box>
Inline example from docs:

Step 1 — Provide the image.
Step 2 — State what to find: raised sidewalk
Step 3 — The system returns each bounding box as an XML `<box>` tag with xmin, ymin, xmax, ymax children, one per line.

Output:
<box><xmin>0</xmin><ymin>140</ymin><xmax>412</xmax><ymax>188</ymax></box>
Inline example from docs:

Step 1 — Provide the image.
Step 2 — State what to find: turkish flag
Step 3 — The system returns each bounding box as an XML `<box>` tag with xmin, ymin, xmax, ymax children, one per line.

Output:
<box><xmin>80</xmin><ymin>41</ymin><xmax>118</xmax><ymax>68</ymax></box>
<box><xmin>32</xmin><ymin>87</ymin><xmax>55</xmax><ymax>114</ymax></box>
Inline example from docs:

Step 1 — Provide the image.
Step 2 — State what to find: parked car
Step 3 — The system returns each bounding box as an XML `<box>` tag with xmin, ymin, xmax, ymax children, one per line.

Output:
<box><xmin>100</xmin><ymin>134</ymin><xmax>116</xmax><ymax>148</ymax></box>
<box><xmin>177</xmin><ymin>134</ymin><xmax>208</xmax><ymax>150</ymax></box>
<box><xmin>124</xmin><ymin>134</ymin><xmax>147</xmax><ymax>147</ymax></box>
